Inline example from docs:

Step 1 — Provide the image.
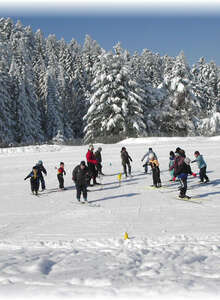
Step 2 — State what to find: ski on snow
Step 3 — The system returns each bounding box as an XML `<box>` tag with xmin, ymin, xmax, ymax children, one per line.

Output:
<box><xmin>175</xmin><ymin>196</ymin><xmax>202</xmax><ymax>204</ymax></box>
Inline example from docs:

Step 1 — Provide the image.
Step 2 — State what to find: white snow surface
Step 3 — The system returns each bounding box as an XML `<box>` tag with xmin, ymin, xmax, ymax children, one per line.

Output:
<box><xmin>1</xmin><ymin>137</ymin><xmax>220</xmax><ymax>300</ymax></box>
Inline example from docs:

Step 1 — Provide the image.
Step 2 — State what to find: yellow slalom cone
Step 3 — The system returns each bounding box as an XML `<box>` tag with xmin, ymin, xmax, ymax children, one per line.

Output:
<box><xmin>117</xmin><ymin>173</ymin><xmax>122</xmax><ymax>185</ymax></box>
<box><xmin>124</xmin><ymin>232</ymin><xmax>129</xmax><ymax>240</ymax></box>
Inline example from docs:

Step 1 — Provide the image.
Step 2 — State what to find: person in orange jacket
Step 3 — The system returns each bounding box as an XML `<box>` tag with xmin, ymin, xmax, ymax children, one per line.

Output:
<box><xmin>149</xmin><ymin>153</ymin><xmax>161</xmax><ymax>188</ymax></box>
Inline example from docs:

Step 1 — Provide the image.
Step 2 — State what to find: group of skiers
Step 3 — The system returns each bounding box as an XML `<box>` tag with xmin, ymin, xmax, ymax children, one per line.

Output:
<box><xmin>24</xmin><ymin>144</ymin><xmax>104</xmax><ymax>201</ymax></box>
<box><xmin>24</xmin><ymin>143</ymin><xmax>209</xmax><ymax>201</ymax></box>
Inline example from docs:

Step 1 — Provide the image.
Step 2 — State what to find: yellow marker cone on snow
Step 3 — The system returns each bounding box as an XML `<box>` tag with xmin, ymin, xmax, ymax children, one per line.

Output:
<box><xmin>124</xmin><ymin>232</ymin><xmax>129</xmax><ymax>240</ymax></box>
<box><xmin>117</xmin><ymin>173</ymin><xmax>122</xmax><ymax>185</ymax></box>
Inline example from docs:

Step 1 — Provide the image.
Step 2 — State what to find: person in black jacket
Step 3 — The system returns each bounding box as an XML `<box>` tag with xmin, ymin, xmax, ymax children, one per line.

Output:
<box><xmin>35</xmin><ymin>160</ymin><xmax>47</xmax><ymax>191</ymax></box>
<box><xmin>121</xmin><ymin>147</ymin><xmax>133</xmax><ymax>177</ymax></box>
<box><xmin>95</xmin><ymin>147</ymin><xmax>104</xmax><ymax>176</ymax></box>
<box><xmin>72</xmin><ymin>161</ymin><xmax>90</xmax><ymax>203</ymax></box>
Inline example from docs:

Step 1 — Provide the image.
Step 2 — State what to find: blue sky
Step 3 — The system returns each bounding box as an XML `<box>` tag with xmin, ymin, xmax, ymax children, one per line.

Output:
<box><xmin>2</xmin><ymin>1</ymin><xmax>220</xmax><ymax>66</ymax></box>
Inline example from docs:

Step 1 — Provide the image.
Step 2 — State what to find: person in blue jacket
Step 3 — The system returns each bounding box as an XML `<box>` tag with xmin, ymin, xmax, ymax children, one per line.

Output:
<box><xmin>169</xmin><ymin>151</ymin><xmax>175</xmax><ymax>181</ymax></box>
<box><xmin>191</xmin><ymin>151</ymin><xmax>209</xmax><ymax>183</ymax></box>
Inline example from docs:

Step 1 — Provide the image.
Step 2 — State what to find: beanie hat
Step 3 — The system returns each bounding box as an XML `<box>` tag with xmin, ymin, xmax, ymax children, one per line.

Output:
<box><xmin>98</xmin><ymin>147</ymin><xmax>102</xmax><ymax>151</ymax></box>
<box><xmin>37</xmin><ymin>160</ymin><xmax>43</xmax><ymax>165</ymax></box>
<box><xmin>80</xmin><ymin>161</ymin><xmax>86</xmax><ymax>166</ymax></box>
<box><xmin>149</xmin><ymin>147</ymin><xmax>152</xmax><ymax>151</ymax></box>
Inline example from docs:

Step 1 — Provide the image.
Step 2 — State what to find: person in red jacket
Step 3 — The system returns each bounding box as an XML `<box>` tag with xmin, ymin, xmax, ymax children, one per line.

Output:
<box><xmin>57</xmin><ymin>162</ymin><xmax>66</xmax><ymax>190</ymax></box>
<box><xmin>86</xmin><ymin>144</ymin><xmax>99</xmax><ymax>185</ymax></box>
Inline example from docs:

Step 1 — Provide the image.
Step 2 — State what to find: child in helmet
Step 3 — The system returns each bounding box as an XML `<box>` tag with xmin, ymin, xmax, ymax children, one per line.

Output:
<box><xmin>24</xmin><ymin>166</ymin><xmax>40</xmax><ymax>195</ymax></box>
<box><xmin>35</xmin><ymin>160</ymin><xmax>47</xmax><ymax>191</ymax></box>
<box><xmin>191</xmin><ymin>151</ymin><xmax>209</xmax><ymax>183</ymax></box>
<box><xmin>57</xmin><ymin>162</ymin><xmax>66</xmax><ymax>190</ymax></box>
<box><xmin>148</xmin><ymin>153</ymin><xmax>161</xmax><ymax>188</ymax></box>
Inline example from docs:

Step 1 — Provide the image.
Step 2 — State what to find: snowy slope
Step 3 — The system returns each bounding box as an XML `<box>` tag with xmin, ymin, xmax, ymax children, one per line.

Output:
<box><xmin>0</xmin><ymin>137</ymin><xmax>220</xmax><ymax>300</ymax></box>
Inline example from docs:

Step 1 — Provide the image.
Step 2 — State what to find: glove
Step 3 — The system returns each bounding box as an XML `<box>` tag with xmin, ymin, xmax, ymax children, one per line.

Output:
<box><xmin>192</xmin><ymin>173</ymin><xmax>196</xmax><ymax>177</ymax></box>
<box><xmin>172</xmin><ymin>177</ymin><xmax>176</xmax><ymax>182</ymax></box>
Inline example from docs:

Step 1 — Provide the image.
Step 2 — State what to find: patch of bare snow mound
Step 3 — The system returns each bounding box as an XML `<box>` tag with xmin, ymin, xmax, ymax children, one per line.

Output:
<box><xmin>0</xmin><ymin>236</ymin><xmax>220</xmax><ymax>299</ymax></box>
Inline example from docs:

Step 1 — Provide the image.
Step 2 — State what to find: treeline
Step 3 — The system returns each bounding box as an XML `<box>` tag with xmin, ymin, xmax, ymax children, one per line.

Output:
<box><xmin>0</xmin><ymin>17</ymin><xmax>220</xmax><ymax>147</ymax></box>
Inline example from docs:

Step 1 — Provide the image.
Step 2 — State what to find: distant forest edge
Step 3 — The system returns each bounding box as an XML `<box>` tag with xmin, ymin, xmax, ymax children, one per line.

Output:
<box><xmin>0</xmin><ymin>17</ymin><xmax>220</xmax><ymax>147</ymax></box>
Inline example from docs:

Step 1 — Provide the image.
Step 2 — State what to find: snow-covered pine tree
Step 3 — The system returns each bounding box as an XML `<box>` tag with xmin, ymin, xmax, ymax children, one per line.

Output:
<box><xmin>192</xmin><ymin>58</ymin><xmax>220</xmax><ymax>135</ymax></box>
<box><xmin>84</xmin><ymin>43</ymin><xmax>146</xmax><ymax>143</ymax></box>
<box><xmin>0</xmin><ymin>59</ymin><xmax>15</xmax><ymax>145</ymax></box>
<box><xmin>160</xmin><ymin>51</ymin><xmax>198</xmax><ymax>136</ymax></box>
<box><xmin>9</xmin><ymin>21</ymin><xmax>44</xmax><ymax>144</ymax></box>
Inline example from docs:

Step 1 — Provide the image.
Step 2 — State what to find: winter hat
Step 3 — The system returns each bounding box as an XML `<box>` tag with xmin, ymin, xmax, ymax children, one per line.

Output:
<box><xmin>149</xmin><ymin>153</ymin><xmax>154</xmax><ymax>160</ymax></box>
<box><xmin>121</xmin><ymin>147</ymin><xmax>126</xmax><ymax>151</ymax></box>
<box><xmin>149</xmin><ymin>147</ymin><xmax>152</xmax><ymax>151</ymax></box>
<box><xmin>98</xmin><ymin>147</ymin><xmax>102</xmax><ymax>151</ymax></box>
<box><xmin>175</xmin><ymin>147</ymin><xmax>181</xmax><ymax>153</ymax></box>
<box><xmin>80</xmin><ymin>161</ymin><xmax>86</xmax><ymax>166</ymax></box>
<box><xmin>184</xmin><ymin>157</ymin><xmax>191</xmax><ymax>165</ymax></box>
<box><xmin>170</xmin><ymin>151</ymin><xmax>175</xmax><ymax>157</ymax></box>
<box><xmin>194</xmin><ymin>151</ymin><xmax>200</xmax><ymax>156</ymax></box>
<box><xmin>89</xmin><ymin>144</ymin><xmax>94</xmax><ymax>150</ymax></box>
<box><xmin>37</xmin><ymin>160</ymin><xmax>43</xmax><ymax>165</ymax></box>
<box><xmin>60</xmin><ymin>162</ymin><xmax>64</xmax><ymax>165</ymax></box>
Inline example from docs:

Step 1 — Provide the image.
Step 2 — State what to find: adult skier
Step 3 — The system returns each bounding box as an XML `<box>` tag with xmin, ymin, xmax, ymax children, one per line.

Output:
<box><xmin>121</xmin><ymin>147</ymin><xmax>133</xmax><ymax>177</ymax></box>
<box><xmin>95</xmin><ymin>147</ymin><xmax>104</xmax><ymax>176</ymax></box>
<box><xmin>191</xmin><ymin>151</ymin><xmax>209</xmax><ymax>183</ymax></box>
<box><xmin>86</xmin><ymin>144</ymin><xmax>99</xmax><ymax>185</ymax></box>
<box><xmin>72</xmin><ymin>161</ymin><xmax>90</xmax><ymax>203</ymax></box>
<box><xmin>141</xmin><ymin>147</ymin><xmax>157</xmax><ymax>174</ymax></box>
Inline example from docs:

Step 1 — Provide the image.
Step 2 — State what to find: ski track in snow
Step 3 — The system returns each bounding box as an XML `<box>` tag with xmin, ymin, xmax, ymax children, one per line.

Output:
<box><xmin>1</xmin><ymin>137</ymin><xmax>220</xmax><ymax>299</ymax></box>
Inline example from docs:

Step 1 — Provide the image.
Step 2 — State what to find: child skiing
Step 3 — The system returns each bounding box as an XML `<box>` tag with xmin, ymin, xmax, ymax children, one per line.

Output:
<box><xmin>169</xmin><ymin>151</ymin><xmax>175</xmax><ymax>181</ymax></box>
<box><xmin>57</xmin><ymin>162</ymin><xmax>66</xmax><ymax>190</ymax></box>
<box><xmin>24</xmin><ymin>166</ymin><xmax>40</xmax><ymax>195</ymax></box>
<box><xmin>121</xmin><ymin>147</ymin><xmax>133</xmax><ymax>177</ymax></box>
<box><xmin>191</xmin><ymin>151</ymin><xmax>209</xmax><ymax>183</ymax></box>
<box><xmin>141</xmin><ymin>147</ymin><xmax>157</xmax><ymax>174</ymax></box>
<box><xmin>148</xmin><ymin>153</ymin><xmax>161</xmax><ymax>188</ymax></box>
<box><xmin>173</xmin><ymin>157</ymin><xmax>196</xmax><ymax>199</ymax></box>
<box><xmin>72</xmin><ymin>161</ymin><xmax>90</xmax><ymax>203</ymax></box>
<box><xmin>35</xmin><ymin>160</ymin><xmax>47</xmax><ymax>191</ymax></box>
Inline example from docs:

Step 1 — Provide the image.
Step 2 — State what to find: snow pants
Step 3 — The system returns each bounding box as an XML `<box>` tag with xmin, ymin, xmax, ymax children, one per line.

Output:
<box><xmin>76</xmin><ymin>184</ymin><xmax>87</xmax><ymax>201</ymax></box>
<box><xmin>57</xmin><ymin>174</ymin><xmax>64</xmax><ymax>189</ymax></box>
<box><xmin>152</xmin><ymin>167</ymin><xmax>161</xmax><ymax>187</ymax></box>
<box><xmin>30</xmin><ymin>178</ymin><xmax>39</xmax><ymax>194</ymax></box>
<box><xmin>88</xmin><ymin>163</ymin><xmax>98</xmax><ymax>184</ymax></box>
<box><xmin>122</xmin><ymin>162</ymin><xmax>131</xmax><ymax>177</ymax></box>
<box><xmin>39</xmin><ymin>174</ymin><xmax>46</xmax><ymax>190</ymax></box>
<box><xmin>199</xmin><ymin>167</ymin><xmax>209</xmax><ymax>182</ymax></box>
<box><xmin>179</xmin><ymin>177</ymin><xmax>187</xmax><ymax>197</ymax></box>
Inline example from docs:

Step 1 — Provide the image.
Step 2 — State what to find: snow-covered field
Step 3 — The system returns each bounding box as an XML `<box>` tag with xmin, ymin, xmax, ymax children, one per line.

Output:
<box><xmin>1</xmin><ymin>136</ymin><xmax>220</xmax><ymax>300</ymax></box>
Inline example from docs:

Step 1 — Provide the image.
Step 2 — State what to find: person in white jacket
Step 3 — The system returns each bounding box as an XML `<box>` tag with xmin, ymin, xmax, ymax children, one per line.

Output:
<box><xmin>141</xmin><ymin>147</ymin><xmax>157</xmax><ymax>174</ymax></box>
